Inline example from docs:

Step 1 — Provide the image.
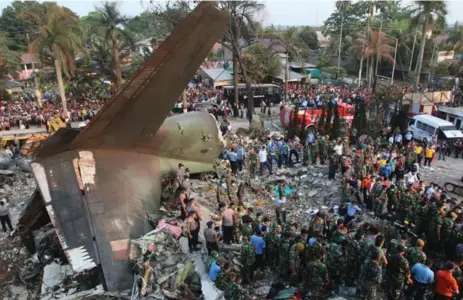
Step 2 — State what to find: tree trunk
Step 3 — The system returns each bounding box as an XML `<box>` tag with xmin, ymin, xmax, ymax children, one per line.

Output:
<box><xmin>113</xmin><ymin>36</ymin><xmax>122</xmax><ymax>89</ymax></box>
<box><xmin>337</xmin><ymin>12</ymin><xmax>344</xmax><ymax>78</ymax></box>
<box><xmin>284</xmin><ymin>53</ymin><xmax>289</xmax><ymax>102</ymax></box>
<box><xmin>358</xmin><ymin>56</ymin><xmax>364</xmax><ymax>87</ymax></box>
<box><xmin>368</xmin><ymin>57</ymin><xmax>374</xmax><ymax>88</ymax></box>
<box><xmin>55</xmin><ymin>59</ymin><xmax>68</xmax><ymax>120</ymax></box>
<box><xmin>233</xmin><ymin>53</ymin><xmax>239</xmax><ymax>110</ymax></box>
<box><xmin>415</xmin><ymin>20</ymin><xmax>428</xmax><ymax>88</ymax></box>
<box><xmin>182</xmin><ymin>89</ymin><xmax>188</xmax><ymax>113</ymax></box>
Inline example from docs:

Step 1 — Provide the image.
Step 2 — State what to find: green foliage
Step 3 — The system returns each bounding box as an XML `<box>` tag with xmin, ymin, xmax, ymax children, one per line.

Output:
<box><xmin>240</xmin><ymin>44</ymin><xmax>281</xmax><ymax>83</ymax></box>
<box><xmin>29</xmin><ymin>3</ymin><xmax>85</xmax><ymax>78</ymax></box>
<box><xmin>317</xmin><ymin>51</ymin><xmax>332</xmax><ymax>68</ymax></box>
<box><xmin>0</xmin><ymin>32</ymin><xmax>21</xmax><ymax>76</ymax></box>
<box><xmin>433</xmin><ymin>61</ymin><xmax>450</xmax><ymax>76</ymax></box>
<box><xmin>0</xmin><ymin>1</ymin><xmax>43</xmax><ymax>52</ymax></box>
<box><xmin>299</xmin><ymin>26</ymin><xmax>319</xmax><ymax>50</ymax></box>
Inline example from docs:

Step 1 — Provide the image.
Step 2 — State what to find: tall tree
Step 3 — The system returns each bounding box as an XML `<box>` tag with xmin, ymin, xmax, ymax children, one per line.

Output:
<box><xmin>299</xmin><ymin>26</ymin><xmax>319</xmax><ymax>50</ymax></box>
<box><xmin>29</xmin><ymin>3</ymin><xmax>84</xmax><ymax>117</ymax></box>
<box><xmin>0</xmin><ymin>1</ymin><xmax>43</xmax><ymax>52</ymax></box>
<box><xmin>355</xmin><ymin>28</ymin><xmax>396</xmax><ymax>87</ymax></box>
<box><xmin>90</xmin><ymin>2</ymin><xmax>132</xmax><ymax>89</ymax></box>
<box><xmin>219</xmin><ymin>1</ymin><xmax>264</xmax><ymax>122</ymax></box>
<box><xmin>410</xmin><ymin>0</ymin><xmax>447</xmax><ymax>87</ymax></box>
<box><xmin>267</xmin><ymin>27</ymin><xmax>306</xmax><ymax>102</ymax></box>
<box><xmin>0</xmin><ymin>32</ymin><xmax>21</xmax><ymax>76</ymax></box>
<box><xmin>240</xmin><ymin>44</ymin><xmax>281</xmax><ymax>83</ymax></box>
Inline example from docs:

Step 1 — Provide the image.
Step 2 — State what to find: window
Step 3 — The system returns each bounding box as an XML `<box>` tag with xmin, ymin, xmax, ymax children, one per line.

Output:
<box><xmin>427</xmin><ymin>126</ymin><xmax>436</xmax><ymax>135</ymax></box>
<box><xmin>416</xmin><ymin>121</ymin><xmax>424</xmax><ymax>130</ymax></box>
<box><xmin>253</xmin><ymin>87</ymin><xmax>263</xmax><ymax>95</ymax></box>
<box><xmin>409</xmin><ymin>118</ymin><xmax>416</xmax><ymax>126</ymax></box>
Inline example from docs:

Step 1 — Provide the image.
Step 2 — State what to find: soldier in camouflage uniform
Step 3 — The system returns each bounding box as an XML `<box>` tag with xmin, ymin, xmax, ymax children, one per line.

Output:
<box><xmin>398</xmin><ymin>187</ymin><xmax>414</xmax><ymax>223</ymax></box>
<box><xmin>318</xmin><ymin>136</ymin><xmax>327</xmax><ymax>164</ymax></box>
<box><xmin>375</xmin><ymin>185</ymin><xmax>388</xmax><ymax>218</ymax></box>
<box><xmin>264</xmin><ymin>224</ymin><xmax>280</xmax><ymax>270</ymax></box>
<box><xmin>305</xmin><ymin>238</ymin><xmax>323</xmax><ymax>262</ymax></box>
<box><xmin>386</xmin><ymin>184</ymin><xmax>399</xmax><ymax>213</ymax></box>
<box><xmin>387</xmin><ymin>244</ymin><xmax>411</xmax><ymax>300</ymax></box>
<box><xmin>310</xmin><ymin>140</ymin><xmax>319</xmax><ymax>165</ymax></box>
<box><xmin>328</xmin><ymin>152</ymin><xmax>339</xmax><ymax>180</ymax></box>
<box><xmin>406</xmin><ymin>239</ymin><xmax>427</xmax><ymax>268</ymax></box>
<box><xmin>290</xmin><ymin>242</ymin><xmax>305</xmax><ymax>286</ymax></box>
<box><xmin>427</xmin><ymin>208</ymin><xmax>444</xmax><ymax>255</ymax></box>
<box><xmin>345</xmin><ymin>231</ymin><xmax>363</xmax><ymax>286</ymax></box>
<box><xmin>387</xmin><ymin>235</ymin><xmax>408</xmax><ymax>261</ymax></box>
<box><xmin>278</xmin><ymin>231</ymin><xmax>292</xmax><ymax>285</ymax></box>
<box><xmin>342</xmin><ymin>137</ymin><xmax>351</xmax><ymax>156</ymax></box>
<box><xmin>303</xmin><ymin>251</ymin><xmax>328</xmax><ymax>300</ymax></box>
<box><xmin>326</xmin><ymin>241</ymin><xmax>346</xmax><ymax>293</ymax></box>
<box><xmin>358</xmin><ymin>249</ymin><xmax>383</xmax><ymax>300</ymax></box>
<box><xmin>247</xmin><ymin>149</ymin><xmax>257</xmax><ymax>177</ymax></box>
<box><xmin>442</xmin><ymin>212</ymin><xmax>458</xmax><ymax>258</ymax></box>
<box><xmin>240</xmin><ymin>236</ymin><xmax>255</xmax><ymax>283</ymax></box>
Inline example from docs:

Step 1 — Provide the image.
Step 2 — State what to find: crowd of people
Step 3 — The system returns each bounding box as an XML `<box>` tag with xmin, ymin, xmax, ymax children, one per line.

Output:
<box><xmin>0</xmin><ymin>100</ymin><xmax>104</xmax><ymax>131</ymax></box>
<box><xmin>171</xmin><ymin>121</ymin><xmax>463</xmax><ymax>300</ymax></box>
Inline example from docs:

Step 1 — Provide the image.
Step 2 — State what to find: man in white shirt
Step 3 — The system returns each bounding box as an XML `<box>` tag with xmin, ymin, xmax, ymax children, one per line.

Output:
<box><xmin>405</xmin><ymin>171</ymin><xmax>418</xmax><ymax>186</ymax></box>
<box><xmin>258</xmin><ymin>146</ymin><xmax>271</xmax><ymax>175</ymax></box>
<box><xmin>333</xmin><ymin>141</ymin><xmax>343</xmax><ymax>156</ymax></box>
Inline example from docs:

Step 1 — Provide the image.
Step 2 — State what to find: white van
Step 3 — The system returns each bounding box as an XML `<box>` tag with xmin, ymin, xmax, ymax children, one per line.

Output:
<box><xmin>408</xmin><ymin>114</ymin><xmax>463</xmax><ymax>142</ymax></box>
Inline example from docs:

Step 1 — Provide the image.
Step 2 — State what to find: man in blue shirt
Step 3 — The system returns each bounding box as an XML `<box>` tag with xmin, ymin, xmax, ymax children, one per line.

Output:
<box><xmin>411</xmin><ymin>258</ymin><xmax>434</xmax><ymax>300</ymax></box>
<box><xmin>344</xmin><ymin>201</ymin><xmax>362</xmax><ymax>225</ymax></box>
<box><xmin>209</xmin><ymin>260</ymin><xmax>221</xmax><ymax>281</ymax></box>
<box><xmin>236</xmin><ymin>144</ymin><xmax>246</xmax><ymax>172</ymax></box>
<box><xmin>250</xmin><ymin>228</ymin><xmax>267</xmax><ymax>272</ymax></box>
<box><xmin>228</xmin><ymin>148</ymin><xmax>238</xmax><ymax>175</ymax></box>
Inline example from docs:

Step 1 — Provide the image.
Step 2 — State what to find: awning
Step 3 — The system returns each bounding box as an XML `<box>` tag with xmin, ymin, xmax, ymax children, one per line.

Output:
<box><xmin>443</xmin><ymin>130</ymin><xmax>463</xmax><ymax>139</ymax></box>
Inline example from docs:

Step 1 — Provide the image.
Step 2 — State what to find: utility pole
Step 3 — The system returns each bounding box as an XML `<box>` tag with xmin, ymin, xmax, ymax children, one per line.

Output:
<box><xmin>26</xmin><ymin>33</ymin><xmax>39</xmax><ymax>89</ymax></box>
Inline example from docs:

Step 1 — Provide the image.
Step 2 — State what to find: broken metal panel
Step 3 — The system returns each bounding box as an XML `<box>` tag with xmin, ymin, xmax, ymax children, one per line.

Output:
<box><xmin>80</xmin><ymin>150</ymin><xmax>161</xmax><ymax>291</ymax></box>
<box><xmin>18</xmin><ymin>189</ymin><xmax>50</xmax><ymax>232</ymax></box>
<box><xmin>70</xmin><ymin>2</ymin><xmax>229</xmax><ymax>151</ymax></box>
<box><xmin>31</xmin><ymin>152</ymin><xmax>100</xmax><ymax>275</ymax></box>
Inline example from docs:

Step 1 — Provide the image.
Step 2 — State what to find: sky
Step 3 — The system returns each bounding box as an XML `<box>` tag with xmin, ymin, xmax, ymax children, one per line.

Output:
<box><xmin>0</xmin><ymin>0</ymin><xmax>462</xmax><ymax>27</ymax></box>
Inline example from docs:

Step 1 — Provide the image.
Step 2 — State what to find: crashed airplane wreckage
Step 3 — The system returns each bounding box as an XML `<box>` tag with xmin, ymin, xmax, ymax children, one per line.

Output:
<box><xmin>22</xmin><ymin>2</ymin><xmax>228</xmax><ymax>292</ymax></box>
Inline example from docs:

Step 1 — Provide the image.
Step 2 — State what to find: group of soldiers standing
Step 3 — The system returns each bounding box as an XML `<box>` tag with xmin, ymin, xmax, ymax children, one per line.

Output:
<box><xmin>209</xmin><ymin>128</ymin><xmax>463</xmax><ymax>300</ymax></box>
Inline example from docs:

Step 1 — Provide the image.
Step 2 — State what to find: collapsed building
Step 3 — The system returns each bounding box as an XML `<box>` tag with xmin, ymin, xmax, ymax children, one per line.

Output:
<box><xmin>18</xmin><ymin>1</ymin><xmax>229</xmax><ymax>293</ymax></box>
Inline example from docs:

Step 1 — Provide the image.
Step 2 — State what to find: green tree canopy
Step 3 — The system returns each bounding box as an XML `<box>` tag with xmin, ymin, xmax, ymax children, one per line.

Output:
<box><xmin>240</xmin><ymin>44</ymin><xmax>281</xmax><ymax>83</ymax></box>
<box><xmin>299</xmin><ymin>26</ymin><xmax>319</xmax><ymax>50</ymax></box>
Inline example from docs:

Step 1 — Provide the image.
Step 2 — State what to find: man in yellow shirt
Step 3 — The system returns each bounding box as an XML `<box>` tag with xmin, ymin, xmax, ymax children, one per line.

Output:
<box><xmin>424</xmin><ymin>146</ymin><xmax>435</xmax><ymax>167</ymax></box>
<box><xmin>415</xmin><ymin>144</ymin><xmax>424</xmax><ymax>166</ymax></box>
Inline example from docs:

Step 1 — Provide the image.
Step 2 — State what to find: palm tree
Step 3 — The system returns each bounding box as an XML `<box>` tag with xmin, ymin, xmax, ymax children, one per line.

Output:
<box><xmin>410</xmin><ymin>0</ymin><xmax>447</xmax><ymax>87</ymax></box>
<box><xmin>91</xmin><ymin>2</ymin><xmax>132</xmax><ymax>89</ymax></box>
<box><xmin>268</xmin><ymin>27</ymin><xmax>306</xmax><ymax>102</ymax></box>
<box><xmin>355</xmin><ymin>28</ymin><xmax>396</xmax><ymax>87</ymax></box>
<box><xmin>29</xmin><ymin>4</ymin><xmax>84</xmax><ymax>118</ymax></box>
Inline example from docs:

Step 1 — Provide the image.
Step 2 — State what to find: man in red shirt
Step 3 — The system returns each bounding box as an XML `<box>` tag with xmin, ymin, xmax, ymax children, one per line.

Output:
<box><xmin>434</xmin><ymin>261</ymin><xmax>460</xmax><ymax>300</ymax></box>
